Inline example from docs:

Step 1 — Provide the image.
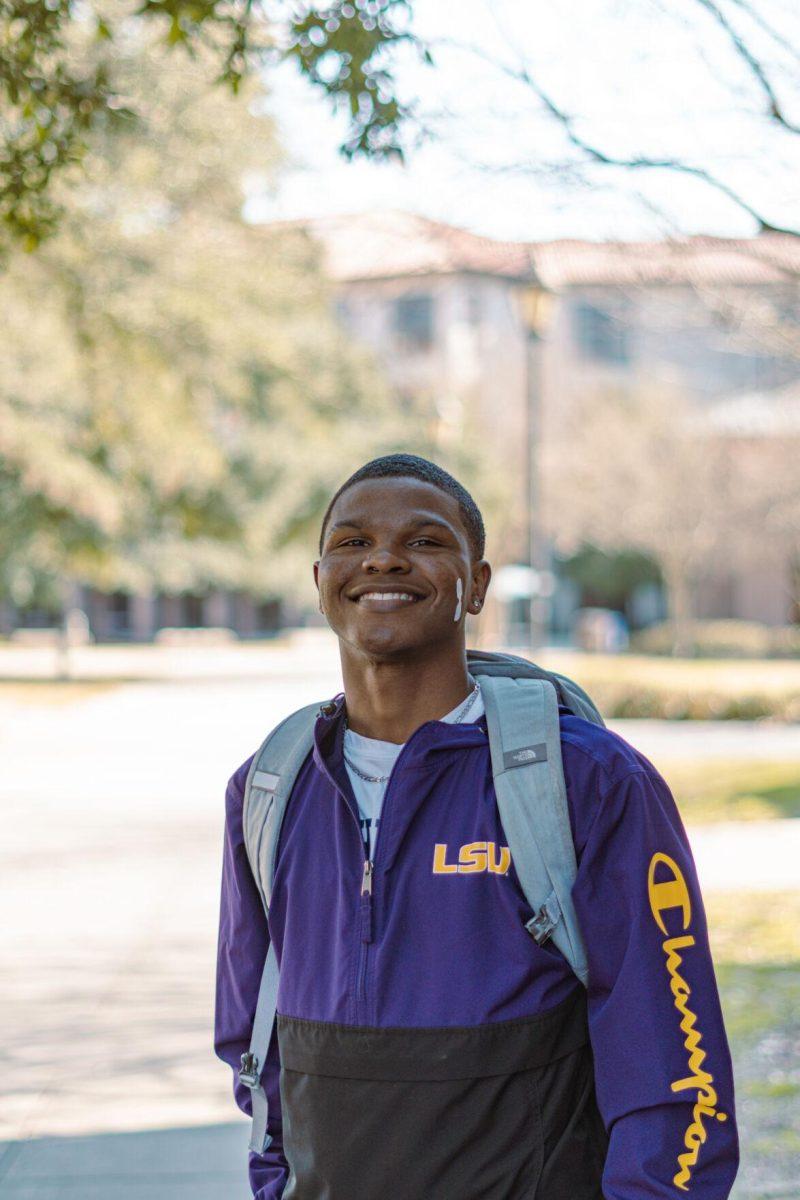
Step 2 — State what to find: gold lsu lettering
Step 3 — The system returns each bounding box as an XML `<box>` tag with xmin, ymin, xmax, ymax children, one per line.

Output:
<box><xmin>432</xmin><ymin>842</ymin><xmax>511</xmax><ymax>876</ymax></box>
<box><xmin>648</xmin><ymin>852</ymin><xmax>728</xmax><ymax>1192</ymax></box>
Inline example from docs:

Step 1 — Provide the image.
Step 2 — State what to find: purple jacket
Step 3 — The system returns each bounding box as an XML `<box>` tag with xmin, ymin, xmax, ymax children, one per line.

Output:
<box><xmin>215</xmin><ymin>699</ymin><xmax>738</xmax><ymax>1199</ymax></box>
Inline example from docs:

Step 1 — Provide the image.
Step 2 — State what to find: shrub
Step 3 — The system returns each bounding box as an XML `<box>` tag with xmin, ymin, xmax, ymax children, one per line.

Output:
<box><xmin>630</xmin><ymin>620</ymin><xmax>800</xmax><ymax>659</ymax></box>
<box><xmin>589</xmin><ymin>682</ymin><xmax>799</xmax><ymax>721</ymax></box>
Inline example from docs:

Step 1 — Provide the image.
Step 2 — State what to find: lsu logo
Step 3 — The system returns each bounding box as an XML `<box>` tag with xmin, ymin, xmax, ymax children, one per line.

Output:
<box><xmin>648</xmin><ymin>852</ymin><xmax>727</xmax><ymax>1192</ymax></box>
<box><xmin>432</xmin><ymin>842</ymin><xmax>511</xmax><ymax>876</ymax></box>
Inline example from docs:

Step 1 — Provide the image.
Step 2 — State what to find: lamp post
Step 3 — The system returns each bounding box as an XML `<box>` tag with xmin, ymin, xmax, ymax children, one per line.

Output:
<box><xmin>517</xmin><ymin>280</ymin><xmax>553</xmax><ymax>652</ymax></box>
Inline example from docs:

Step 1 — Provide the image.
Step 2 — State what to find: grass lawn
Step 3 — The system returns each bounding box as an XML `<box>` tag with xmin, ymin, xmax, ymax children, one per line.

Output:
<box><xmin>538</xmin><ymin>650</ymin><xmax>800</xmax><ymax>721</ymax></box>
<box><xmin>655</xmin><ymin>760</ymin><xmax>800</xmax><ymax>823</ymax></box>
<box><xmin>539</xmin><ymin>650</ymin><xmax>800</xmax><ymax>696</ymax></box>
<box><xmin>707</xmin><ymin>892</ymin><xmax>800</xmax><ymax>1199</ymax></box>
<box><xmin>538</xmin><ymin>649</ymin><xmax>800</xmax><ymax>819</ymax></box>
<box><xmin>0</xmin><ymin>680</ymin><xmax>120</xmax><ymax>707</ymax></box>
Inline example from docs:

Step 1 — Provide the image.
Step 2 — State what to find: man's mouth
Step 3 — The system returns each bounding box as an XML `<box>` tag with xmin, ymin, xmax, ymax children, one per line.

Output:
<box><xmin>350</xmin><ymin>590</ymin><xmax>423</xmax><ymax>610</ymax></box>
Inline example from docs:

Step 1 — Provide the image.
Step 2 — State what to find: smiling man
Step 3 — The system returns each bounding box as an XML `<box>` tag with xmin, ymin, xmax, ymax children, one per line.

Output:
<box><xmin>314</xmin><ymin>459</ymin><xmax>490</xmax><ymax>749</ymax></box>
<box><xmin>215</xmin><ymin>453</ymin><xmax>738</xmax><ymax>1200</ymax></box>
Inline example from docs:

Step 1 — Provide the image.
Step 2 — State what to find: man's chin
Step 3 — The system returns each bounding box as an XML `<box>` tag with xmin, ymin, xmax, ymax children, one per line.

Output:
<box><xmin>340</xmin><ymin>619</ymin><xmax>437</xmax><ymax>663</ymax></box>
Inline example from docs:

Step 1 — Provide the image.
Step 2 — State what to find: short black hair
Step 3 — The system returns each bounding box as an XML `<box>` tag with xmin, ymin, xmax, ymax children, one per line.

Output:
<box><xmin>319</xmin><ymin>453</ymin><xmax>486</xmax><ymax>559</ymax></box>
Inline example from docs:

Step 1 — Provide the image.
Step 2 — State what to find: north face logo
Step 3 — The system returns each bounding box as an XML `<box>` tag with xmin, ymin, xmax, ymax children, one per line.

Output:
<box><xmin>503</xmin><ymin>742</ymin><xmax>548</xmax><ymax>770</ymax></box>
<box><xmin>432</xmin><ymin>842</ymin><xmax>511</xmax><ymax>876</ymax></box>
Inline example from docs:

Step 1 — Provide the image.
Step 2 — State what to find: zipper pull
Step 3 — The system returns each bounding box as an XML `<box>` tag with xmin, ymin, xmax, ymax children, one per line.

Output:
<box><xmin>361</xmin><ymin>860</ymin><xmax>374</xmax><ymax>896</ymax></box>
<box><xmin>360</xmin><ymin>860</ymin><xmax>374</xmax><ymax>943</ymax></box>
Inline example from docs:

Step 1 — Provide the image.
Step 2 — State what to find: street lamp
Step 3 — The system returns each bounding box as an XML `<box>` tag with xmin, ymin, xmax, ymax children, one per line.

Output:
<box><xmin>518</xmin><ymin>283</ymin><xmax>553</xmax><ymax>341</ymax></box>
<box><xmin>517</xmin><ymin>279</ymin><xmax>554</xmax><ymax>652</ymax></box>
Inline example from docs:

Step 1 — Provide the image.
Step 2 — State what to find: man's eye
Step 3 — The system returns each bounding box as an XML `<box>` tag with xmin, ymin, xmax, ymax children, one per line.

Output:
<box><xmin>338</xmin><ymin>537</ymin><xmax>368</xmax><ymax>547</ymax></box>
<box><xmin>410</xmin><ymin>537</ymin><xmax>438</xmax><ymax>547</ymax></box>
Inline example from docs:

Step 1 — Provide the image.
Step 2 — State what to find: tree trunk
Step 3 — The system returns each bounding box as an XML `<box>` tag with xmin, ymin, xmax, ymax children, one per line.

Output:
<box><xmin>662</xmin><ymin>558</ymin><xmax>694</xmax><ymax>657</ymax></box>
<box><xmin>55</xmin><ymin>579</ymin><xmax>85</xmax><ymax>680</ymax></box>
<box><xmin>56</xmin><ymin>603</ymin><xmax>72</xmax><ymax>681</ymax></box>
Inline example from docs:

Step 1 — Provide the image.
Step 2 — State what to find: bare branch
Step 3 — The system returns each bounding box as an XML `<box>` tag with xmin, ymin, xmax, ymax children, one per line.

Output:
<box><xmin>724</xmin><ymin>0</ymin><xmax>800</xmax><ymax>65</ymax></box>
<box><xmin>691</xmin><ymin>0</ymin><xmax>800</xmax><ymax>133</ymax></box>
<box><xmin>434</xmin><ymin>36</ymin><xmax>800</xmax><ymax>239</ymax></box>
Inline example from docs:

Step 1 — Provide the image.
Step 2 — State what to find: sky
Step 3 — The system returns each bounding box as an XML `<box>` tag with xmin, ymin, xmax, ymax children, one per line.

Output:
<box><xmin>247</xmin><ymin>0</ymin><xmax>800</xmax><ymax>244</ymax></box>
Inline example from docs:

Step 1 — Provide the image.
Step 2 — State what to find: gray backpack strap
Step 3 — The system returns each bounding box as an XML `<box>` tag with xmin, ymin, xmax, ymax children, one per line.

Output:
<box><xmin>478</xmin><ymin>675</ymin><xmax>589</xmax><ymax>988</ymax></box>
<box><xmin>240</xmin><ymin>942</ymin><xmax>280</xmax><ymax>1153</ymax></box>
<box><xmin>243</xmin><ymin>702</ymin><xmax>321</xmax><ymax>909</ymax></box>
<box><xmin>467</xmin><ymin>650</ymin><xmax>604</xmax><ymax>728</ymax></box>
<box><xmin>549</xmin><ymin>672</ymin><xmax>604</xmax><ymax>727</ymax></box>
<box><xmin>239</xmin><ymin>701</ymin><xmax>321</xmax><ymax>1154</ymax></box>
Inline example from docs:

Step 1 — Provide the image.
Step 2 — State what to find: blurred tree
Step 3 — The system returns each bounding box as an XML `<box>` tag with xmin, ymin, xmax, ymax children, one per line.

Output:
<box><xmin>0</xmin><ymin>28</ymin><xmax>407</xmax><ymax>634</ymax></box>
<box><xmin>2</xmin><ymin>0</ymin><xmax>799</xmax><ymax>250</ymax></box>
<box><xmin>0</xmin><ymin>0</ymin><xmax>419</xmax><ymax>250</ymax></box>
<box><xmin>559</xmin><ymin>545</ymin><xmax>662</xmax><ymax>616</ymax></box>
<box><xmin>541</xmin><ymin>386</ymin><xmax>751</xmax><ymax>655</ymax></box>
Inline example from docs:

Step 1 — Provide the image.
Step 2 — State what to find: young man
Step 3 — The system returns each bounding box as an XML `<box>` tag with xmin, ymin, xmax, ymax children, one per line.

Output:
<box><xmin>215</xmin><ymin>453</ymin><xmax>738</xmax><ymax>1200</ymax></box>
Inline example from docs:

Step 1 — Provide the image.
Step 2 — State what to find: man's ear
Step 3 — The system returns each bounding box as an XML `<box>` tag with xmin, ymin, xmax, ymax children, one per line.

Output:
<box><xmin>469</xmin><ymin>560</ymin><xmax>492</xmax><ymax>612</ymax></box>
<box><xmin>313</xmin><ymin>560</ymin><xmax>322</xmax><ymax>612</ymax></box>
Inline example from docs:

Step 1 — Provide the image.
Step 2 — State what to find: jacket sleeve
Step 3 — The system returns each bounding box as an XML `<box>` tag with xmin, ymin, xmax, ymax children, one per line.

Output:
<box><xmin>571</xmin><ymin>763</ymin><xmax>739</xmax><ymax>1199</ymax></box>
<box><xmin>214</xmin><ymin>757</ymin><xmax>289</xmax><ymax>1200</ymax></box>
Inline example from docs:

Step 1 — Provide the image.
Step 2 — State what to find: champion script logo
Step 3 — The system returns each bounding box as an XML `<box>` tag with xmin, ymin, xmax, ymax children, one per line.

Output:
<box><xmin>648</xmin><ymin>852</ymin><xmax>728</xmax><ymax>1192</ymax></box>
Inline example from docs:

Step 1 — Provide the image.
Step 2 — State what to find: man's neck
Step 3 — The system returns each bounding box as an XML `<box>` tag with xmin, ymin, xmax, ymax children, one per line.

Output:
<box><xmin>341</xmin><ymin>644</ymin><xmax>472</xmax><ymax>744</ymax></box>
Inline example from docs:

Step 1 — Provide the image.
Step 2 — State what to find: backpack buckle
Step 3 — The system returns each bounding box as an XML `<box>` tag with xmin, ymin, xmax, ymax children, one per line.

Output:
<box><xmin>239</xmin><ymin>1051</ymin><xmax>261</xmax><ymax>1089</ymax></box>
<box><xmin>526</xmin><ymin>894</ymin><xmax>562</xmax><ymax>946</ymax></box>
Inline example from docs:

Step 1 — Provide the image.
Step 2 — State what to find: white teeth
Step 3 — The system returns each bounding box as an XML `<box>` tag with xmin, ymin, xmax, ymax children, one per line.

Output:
<box><xmin>359</xmin><ymin>592</ymin><xmax>417</xmax><ymax>602</ymax></box>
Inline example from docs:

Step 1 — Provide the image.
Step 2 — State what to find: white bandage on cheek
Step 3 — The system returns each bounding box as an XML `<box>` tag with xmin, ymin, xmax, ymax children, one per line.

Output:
<box><xmin>454</xmin><ymin>578</ymin><xmax>463</xmax><ymax>622</ymax></box>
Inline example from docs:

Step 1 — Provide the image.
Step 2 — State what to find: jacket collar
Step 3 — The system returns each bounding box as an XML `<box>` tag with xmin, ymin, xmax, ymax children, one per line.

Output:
<box><xmin>312</xmin><ymin>691</ymin><xmax>487</xmax><ymax>782</ymax></box>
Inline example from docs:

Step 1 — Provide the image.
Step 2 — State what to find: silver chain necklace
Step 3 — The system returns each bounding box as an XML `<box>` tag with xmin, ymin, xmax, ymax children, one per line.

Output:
<box><xmin>343</xmin><ymin>679</ymin><xmax>480</xmax><ymax>785</ymax></box>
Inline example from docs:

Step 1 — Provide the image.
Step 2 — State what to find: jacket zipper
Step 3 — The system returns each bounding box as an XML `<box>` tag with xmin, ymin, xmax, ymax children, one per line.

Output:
<box><xmin>357</xmin><ymin>859</ymin><xmax>374</xmax><ymax>1005</ymax></box>
<box><xmin>341</xmin><ymin>724</ymin><xmax>428</xmax><ymax>1020</ymax></box>
<box><xmin>338</xmin><ymin>786</ymin><xmax>374</xmax><ymax>1018</ymax></box>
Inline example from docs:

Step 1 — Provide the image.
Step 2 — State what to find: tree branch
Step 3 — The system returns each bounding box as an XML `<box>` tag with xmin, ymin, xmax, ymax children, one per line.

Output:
<box><xmin>690</xmin><ymin>0</ymin><xmax>800</xmax><ymax>134</ymax></box>
<box><xmin>435</xmin><ymin>37</ymin><xmax>799</xmax><ymax>238</ymax></box>
<box><xmin>723</xmin><ymin>0</ymin><xmax>800</xmax><ymax>66</ymax></box>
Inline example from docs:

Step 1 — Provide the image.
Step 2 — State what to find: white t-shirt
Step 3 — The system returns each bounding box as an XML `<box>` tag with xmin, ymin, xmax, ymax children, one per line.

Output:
<box><xmin>343</xmin><ymin>684</ymin><xmax>485</xmax><ymax>860</ymax></box>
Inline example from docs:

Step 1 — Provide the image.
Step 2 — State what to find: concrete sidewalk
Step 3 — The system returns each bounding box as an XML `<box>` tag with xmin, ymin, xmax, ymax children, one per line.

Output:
<box><xmin>0</xmin><ymin>1123</ymin><xmax>250</xmax><ymax>1199</ymax></box>
<box><xmin>0</xmin><ymin>628</ymin><xmax>342</xmax><ymax>682</ymax></box>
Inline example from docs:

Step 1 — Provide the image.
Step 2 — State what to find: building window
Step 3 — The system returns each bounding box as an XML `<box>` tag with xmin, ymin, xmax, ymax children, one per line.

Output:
<box><xmin>466</xmin><ymin>287</ymin><xmax>482</xmax><ymax>326</ymax></box>
<box><xmin>791</xmin><ymin>555</ymin><xmax>800</xmax><ymax>626</ymax></box>
<box><xmin>15</xmin><ymin>605</ymin><xmax>59</xmax><ymax>629</ymax></box>
<box><xmin>393</xmin><ymin>293</ymin><xmax>434</xmax><ymax>350</ymax></box>
<box><xmin>183</xmin><ymin>594</ymin><xmax>205</xmax><ymax>627</ymax></box>
<box><xmin>255</xmin><ymin>599</ymin><xmax>281</xmax><ymax>633</ymax></box>
<box><xmin>108</xmin><ymin>592</ymin><xmax>131</xmax><ymax>634</ymax></box>
<box><xmin>573</xmin><ymin>302</ymin><xmax>629</xmax><ymax>364</ymax></box>
<box><xmin>334</xmin><ymin>298</ymin><xmax>351</xmax><ymax>328</ymax></box>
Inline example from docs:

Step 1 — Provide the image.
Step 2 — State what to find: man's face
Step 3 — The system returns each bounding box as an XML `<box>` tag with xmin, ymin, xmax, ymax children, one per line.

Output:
<box><xmin>314</xmin><ymin>477</ymin><xmax>490</xmax><ymax>661</ymax></box>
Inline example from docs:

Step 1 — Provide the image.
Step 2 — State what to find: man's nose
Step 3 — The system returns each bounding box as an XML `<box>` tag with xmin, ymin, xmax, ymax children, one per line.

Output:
<box><xmin>362</xmin><ymin>546</ymin><xmax>409</xmax><ymax>572</ymax></box>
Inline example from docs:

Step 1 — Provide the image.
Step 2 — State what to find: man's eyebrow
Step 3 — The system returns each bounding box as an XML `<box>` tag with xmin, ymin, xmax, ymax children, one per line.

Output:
<box><xmin>407</xmin><ymin>517</ymin><xmax>455</xmax><ymax>534</ymax></box>
<box><xmin>328</xmin><ymin>520</ymin><xmax>364</xmax><ymax>533</ymax></box>
<box><xmin>326</xmin><ymin>515</ymin><xmax>457</xmax><ymax>538</ymax></box>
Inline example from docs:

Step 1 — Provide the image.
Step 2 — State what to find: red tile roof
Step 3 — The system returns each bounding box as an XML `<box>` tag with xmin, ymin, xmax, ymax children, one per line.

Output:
<box><xmin>273</xmin><ymin>210</ymin><xmax>800</xmax><ymax>288</ymax></box>
<box><xmin>271</xmin><ymin>210</ymin><xmax>535</xmax><ymax>282</ymax></box>
<box><xmin>530</xmin><ymin>234</ymin><xmax>800</xmax><ymax>288</ymax></box>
